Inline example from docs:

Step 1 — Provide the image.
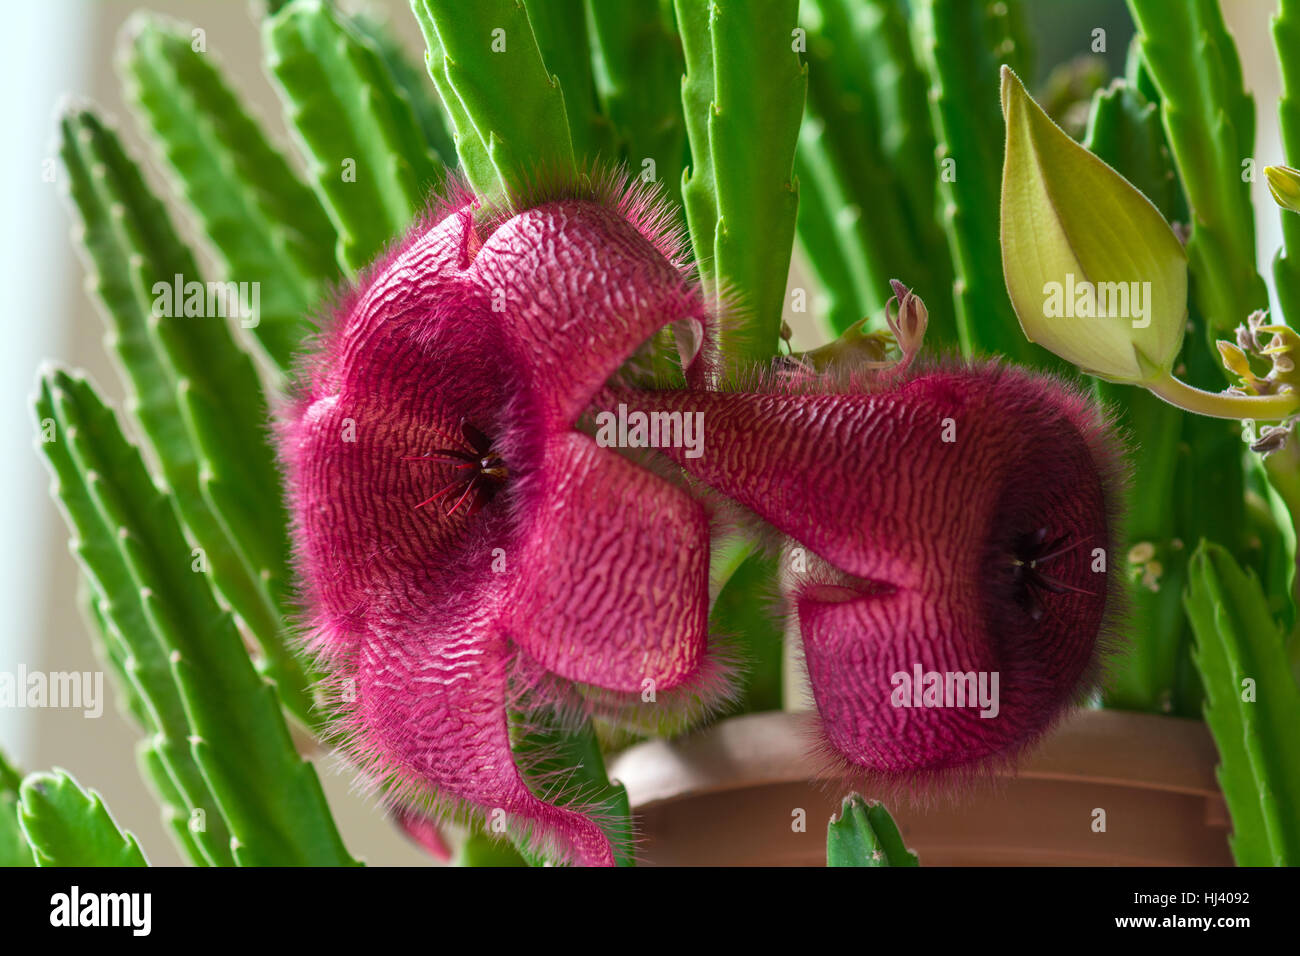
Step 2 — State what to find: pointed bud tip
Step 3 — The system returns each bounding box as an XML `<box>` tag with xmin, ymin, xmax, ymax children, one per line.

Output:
<box><xmin>999</xmin><ymin>64</ymin><xmax>1018</xmax><ymax>117</ymax></box>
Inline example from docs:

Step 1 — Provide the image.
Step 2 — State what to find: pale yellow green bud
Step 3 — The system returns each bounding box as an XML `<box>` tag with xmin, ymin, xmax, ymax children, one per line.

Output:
<box><xmin>1265</xmin><ymin>165</ymin><xmax>1300</xmax><ymax>214</ymax></box>
<box><xmin>1000</xmin><ymin>67</ymin><xmax>1188</xmax><ymax>385</ymax></box>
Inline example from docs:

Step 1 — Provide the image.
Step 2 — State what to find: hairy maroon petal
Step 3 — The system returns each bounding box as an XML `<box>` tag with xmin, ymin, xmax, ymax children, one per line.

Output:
<box><xmin>345</xmin><ymin>598</ymin><xmax>615</xmax><ymax>867</ymax></box>
<box><xmin>470</xmin><ymin>199</ymin><xmax>711</xmax><ymax>430</ymax></box>
<box><xmin>505</xmin><ymin>432</ymin><xmax>711</xmax><ymax>692</ymax></box>
<box><xmin>616</xmin><ymin>363</ymin><xmax>1120</xmax><ymax>776</ymax></box>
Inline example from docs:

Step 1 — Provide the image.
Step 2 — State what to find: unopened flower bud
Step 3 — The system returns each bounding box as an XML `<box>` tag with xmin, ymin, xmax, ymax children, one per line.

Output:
<box><xmin>1000</xmin><ymin>67</ymin><xmax>1188</xmax><ymax>385</ymax></box>
<box><xmin>1265</xmin><ymin>165</ymin><xmax>1300</xmax><ymax>214</ymax></box>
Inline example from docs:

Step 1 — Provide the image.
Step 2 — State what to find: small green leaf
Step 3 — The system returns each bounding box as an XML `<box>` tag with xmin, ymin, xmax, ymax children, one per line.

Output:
<box><xmin>1184</xmin><ymin>542</ymin><xmax>1300</xmax><ymax>865</ymax></box>
<box><xmin>826</xmin><ymin>794</ymin><xmax>918</xmax><ymax>867</ymax></box>
<box><xmin>19</xmin><ymin>771</ymin><xmax>148</xmax><ymax>867</ymax></box>
<box><xmin>1000</xmin><ymin>67</ymin><xmax>1187</xmax><ymax>384</ymax></box>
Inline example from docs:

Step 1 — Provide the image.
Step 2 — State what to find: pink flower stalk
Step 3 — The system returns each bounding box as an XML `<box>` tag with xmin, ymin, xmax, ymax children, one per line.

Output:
<box><xmin>612</xmin><ymin>359</ymin><xmax>1124</xmax><ymax>783</ymax></box>
<box><xmin>277</xmin><ymin>175</ymin><xmax>730</xmax><ymax>867</ymax></box>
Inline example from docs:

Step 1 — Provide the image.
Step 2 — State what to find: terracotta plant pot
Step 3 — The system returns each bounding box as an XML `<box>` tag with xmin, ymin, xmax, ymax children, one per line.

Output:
<box><xmin>607</xmin><ymin>709</ymin><xmax>1232</xmax><ymax>866</ymax></box>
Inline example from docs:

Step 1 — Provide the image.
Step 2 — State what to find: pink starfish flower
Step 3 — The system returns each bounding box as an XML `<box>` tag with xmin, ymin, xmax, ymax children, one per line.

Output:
<box><xmin>277</xmin><ymin>176</ymin><xmax>729</xmax><ymax>866</ymax></box>
<box><xmin>614</xmin><ymin>351</ymin><xmax>1125</xmax><ymax>785</ymax></box>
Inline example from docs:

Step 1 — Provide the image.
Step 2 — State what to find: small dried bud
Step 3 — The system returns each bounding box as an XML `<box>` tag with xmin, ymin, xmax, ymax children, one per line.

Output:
<box><xmin>1253</xmin><ymin>322</ymin><xmax>1300</xmax><ymax>393</ymax></box>
<box><xmin>885</xmin><ymin>279</ymin><xmax>928</xmax><ymax>369</ymax></box>
<box><xmin>1236</xmin><ymin>309</ymin><xmax>1269</xmax><ymax>353</ymax></box>
<box><xmin>1250</xmin><ymin>423</ymin><xmax>1293</xmax><ymax>456</ymax></box>
<box><xmin>791</xmin><ymin>281</ymin><xmax>927</xmax><ymax>376</ymax></box>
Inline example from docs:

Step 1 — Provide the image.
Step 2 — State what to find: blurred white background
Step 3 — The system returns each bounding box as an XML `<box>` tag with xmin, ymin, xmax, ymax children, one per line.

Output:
<box><xmin>1</xmin><ymin>0</ymin><xmax>432</xmax><ymax>865</ymax></box>
<box><xmin>0</xmin><ymin>0</ymin><xmax>1285</xmax><ymax>866</ymax></box>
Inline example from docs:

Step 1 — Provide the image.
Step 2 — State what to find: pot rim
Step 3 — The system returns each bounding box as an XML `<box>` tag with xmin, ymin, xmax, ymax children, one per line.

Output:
<box><xmin>607</xmin><ymin>708</ymin><xmax>1221</xmax><ymax>811</ymax></box>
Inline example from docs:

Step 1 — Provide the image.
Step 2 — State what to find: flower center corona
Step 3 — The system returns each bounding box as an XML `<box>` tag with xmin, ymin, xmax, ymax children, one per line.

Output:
<box><xmin>403</xmin><ymin>419</ymin><xmax>508</xmax><ymax>518</ymax></box>
<box><xmin>1007</xmin><ymin>527</ymin><xmax>1095</xmax><ymax>621</ymax></box>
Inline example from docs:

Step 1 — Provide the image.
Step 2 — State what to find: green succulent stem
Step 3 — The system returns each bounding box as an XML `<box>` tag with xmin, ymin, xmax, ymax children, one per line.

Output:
<box><xmin>1273</xmin><ymin>0</ymin><xmax>1300</xmax><ymax>325</ymax></box>
<box><xmin>1146</xmin><ymin>374</ymin><xmax>1300</xmax><ymax>422</ymax></box>
<box><xmin>411</xmin><ymin>0</ymin><xmax>577</xmax><ymax>200</ymax></box>
<box><xmin>1184</xmin><ymin>543</ymin><xmax>1300</xmax><ymax>864</ymax></box>
<box><xmin>1265</xmin><ymin>447</ymin><xmax>1300</xmax><ymax>562</ymax></box>
<box><xmin>914</xmin><ymin>0</ymin><xmax>1043</xmax><ymax>365</ymax></box>
<box><xmin>1126</xmin><ymin>0</ymin><xmax>1269</xmax><ymax>344</ymax></box>
<box><xmin>674</xmin><ymin>0</ymin><xmax>806</xmax><ymax>370</ymax></box>
<box><xmin>1260</xmin><ymin>437</ymin><xmax>1300</xmax><ymax>678</ymax></box>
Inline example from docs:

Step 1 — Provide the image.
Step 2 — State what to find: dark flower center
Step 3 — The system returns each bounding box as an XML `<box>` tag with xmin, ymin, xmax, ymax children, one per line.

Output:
<box><xmin>1007</xmin><ymin>527</ymin><xmax>1095</xmax><ymax>622</ymax></box>
<box><xmin>403</xmin><ymin>419</ymin><xmax>508</xmax><ymax>518</ymax></box>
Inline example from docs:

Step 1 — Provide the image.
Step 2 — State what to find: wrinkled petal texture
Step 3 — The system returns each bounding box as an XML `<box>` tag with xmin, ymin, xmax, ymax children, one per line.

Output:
<box><xmin>352</xmin><ymin>596</ymin><xmax>614</xmax><ymax>866</ymax></box>
<box><xmin>473</xmin><ymin>199</ymin><xmax>709</xmax><ymax>428</ymax></box>
<box><xmin>506</xmin><ymin>433</ymin><xmax>710</xmax><ymax>691</ymax></box>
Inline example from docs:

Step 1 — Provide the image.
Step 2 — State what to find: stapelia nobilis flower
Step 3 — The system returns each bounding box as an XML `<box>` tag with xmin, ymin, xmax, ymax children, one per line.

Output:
<box><xmin>278</xmin><ymin>175</ymin><xmax>729</xmax><ymax>867</ymax></box>
<box><xmin>614</xmin><ymin>288</ymin><xmax>1125</xmax><ymax>784</ymax></box>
